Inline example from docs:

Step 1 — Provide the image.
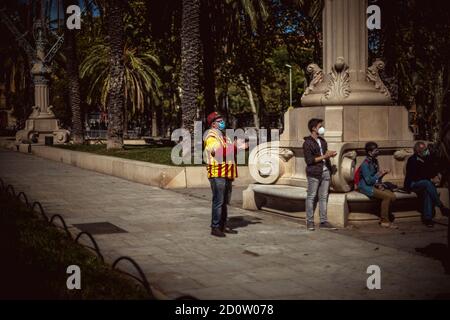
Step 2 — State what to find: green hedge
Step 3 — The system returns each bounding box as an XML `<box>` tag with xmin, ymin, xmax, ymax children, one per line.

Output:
<box><xmin>0</xmin><ymin>191</ymin><xmax>150</xmax><ymax>299</ymax></box>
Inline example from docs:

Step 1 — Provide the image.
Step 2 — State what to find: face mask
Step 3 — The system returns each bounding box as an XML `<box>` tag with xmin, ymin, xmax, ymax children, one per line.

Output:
<box><xmin>422</xmin><ymin>149</ymin><xmax>430</xmax><ymax>157</ymax></box>
<box><xmin>217</xmin><ymin>121</ymin><xmax>226</xmax><ymax>131</ymax></box>
<box><xmin>370</xmin><ymin>150</ymin><xmax>379</xmax><ymax>158</ymax></box>
<box><xmin>317</xmin><ymin>127</ymin><xmax>325</xmax><ymax>135</ymax></box>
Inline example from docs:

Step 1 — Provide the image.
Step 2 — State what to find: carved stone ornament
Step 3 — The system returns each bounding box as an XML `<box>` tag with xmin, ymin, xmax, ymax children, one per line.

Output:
<box><xmin>279</xmin><ymin>148</ymin><xmax>294</xmax><ymax>161</ymax></box>
<box><xmin>304</xmin><ymin>63</ymin><xmax>324</xmax><ymax>96</ymax></box>
<box><xmin>367</xmin><ymin>59</ymin><xmax>391</xmax><ymax>99</ymax></box>
<box><xmin>325</xmin><ymin>57</ymin><xmax>350</xmax><ymax>100</ymax></box>
<box><xmin>393</xmin><ymin>149</ymin><xmax>413</xmax><ymax>161</ymax></box>
<box><xmin>342</xmin><ymin>150</ymin><xmax>357</xmax><ymax>160</ymax></box>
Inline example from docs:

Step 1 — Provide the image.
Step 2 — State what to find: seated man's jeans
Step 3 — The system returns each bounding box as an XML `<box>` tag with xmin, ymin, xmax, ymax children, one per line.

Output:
<box><xmin>410</xmin><ymin>179</ymin><xmax>442</xmax><ymax>220</ymax></box>
<box><xmin>209</xmin><ymin>178</ymin><xmax>232</xmax><ymax>228</ymax></box>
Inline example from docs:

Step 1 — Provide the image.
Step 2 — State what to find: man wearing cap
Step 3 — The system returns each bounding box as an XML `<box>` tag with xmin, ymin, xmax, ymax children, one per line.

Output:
<box><xmin>204</xmin><ymin>112</ymin><xmax>247</xmax><ymax>237</ymax></box>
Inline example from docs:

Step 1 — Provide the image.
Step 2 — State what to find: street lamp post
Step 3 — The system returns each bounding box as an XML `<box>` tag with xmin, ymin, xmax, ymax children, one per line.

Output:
<box><xmin>285</xmin><ymin>64</ymin><xmax>292</xmax><ymax>107</ymax></box>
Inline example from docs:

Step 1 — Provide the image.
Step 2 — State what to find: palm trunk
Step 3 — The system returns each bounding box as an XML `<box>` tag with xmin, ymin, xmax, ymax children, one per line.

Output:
<box><xmin>200</xmin><ymin>0</ymin><xmax>216</xmax><ymax>116</ymax></box>
<box><xmin>106</xmin><ymin>0</ymin><xmax>125</xmax><ymax>150</ymax></box>
<box><xmin>64</xmin><ymin>0</ymin><xmax>84</xmax><ymax>144</ymax></box>
<box><xmin>180</xmin><ymin>0</ymin><xmax>201</xmax><ymax>133</ymax></box>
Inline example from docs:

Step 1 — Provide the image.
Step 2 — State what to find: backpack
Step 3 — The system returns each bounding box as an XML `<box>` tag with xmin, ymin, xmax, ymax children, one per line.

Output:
<box><xmin>353</xmin><ymin>159</ymin><xmax>369</xmax><ymax>190</ymax></box>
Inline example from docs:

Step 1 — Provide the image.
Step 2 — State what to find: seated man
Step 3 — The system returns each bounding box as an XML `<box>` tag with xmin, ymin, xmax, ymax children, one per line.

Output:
<box><xmin>358</xmin><ymin>142</ymin><xmax>397</xmax><ymax>229</ymax></box>
<box><xmin>404</xmin><ymin>141</ymin><xmax>450</xmax><ymax>227</ymax></box>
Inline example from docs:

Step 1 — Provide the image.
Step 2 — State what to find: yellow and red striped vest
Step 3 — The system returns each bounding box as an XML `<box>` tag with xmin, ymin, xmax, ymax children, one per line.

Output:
<box><xmin>204</xmin><ymin>129</ymin><xmax>238</xmax><ymax>179</ymax></box>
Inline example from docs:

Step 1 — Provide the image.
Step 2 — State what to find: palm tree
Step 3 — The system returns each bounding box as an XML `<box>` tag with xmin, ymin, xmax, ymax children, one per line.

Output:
<box><xmin>80</xmin><ymin>43</ymin><xmax>161</xmax><ymax>128</ymax></box>
<box><xmin>63</xmin><ymin>0</ymin><xmax>84</xmax><ymax>144</ymax></box>
<box><xmin>105</xmin><ymin>0</ymin><xmax>125</xmax><ymax>150</ymax></box>
<box><xmin>180</xmin><ymin>0</ymin><xmax>201</xmax><ymax>133</ymax></box>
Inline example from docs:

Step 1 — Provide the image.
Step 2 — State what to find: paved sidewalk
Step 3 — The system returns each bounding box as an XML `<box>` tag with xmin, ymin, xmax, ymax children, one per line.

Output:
<box><xmin>1</xmin><ymin>149</ymin><xmax>449</xmax><ymax>299</ymax></box>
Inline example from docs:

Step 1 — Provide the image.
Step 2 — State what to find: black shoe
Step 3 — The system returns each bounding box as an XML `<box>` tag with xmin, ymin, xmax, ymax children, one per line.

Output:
<box><xmin>306</xmin><ymin>222</ymin><xmax>315</xmax><ymax>231</ymax></box>
<box><xmin>211</xmin><ymin>227</ymin><xmax>226</xmax><ymax>237</ymax></box>
<box><xmin>222</xmin><ymin>227</ymin><xmax>238</xmax><ymax>234</ymax></box>
<box><xmin>423</xmin><ymin>220</ymin><xmax>434</xmax><ymax>228</ymax></box>
<box><xmin>440</xmin><ymin>207</ymin><xmax>450</xmax><ymax>217</ymax></box>
<box><xmin>319</xmin><ymin>221</ymin><xmax>338</xmax><ymax>230</ymax></box>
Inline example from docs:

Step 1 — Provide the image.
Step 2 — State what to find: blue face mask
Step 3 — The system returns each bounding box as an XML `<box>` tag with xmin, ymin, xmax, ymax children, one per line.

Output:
<box><xmin>217</xmin><ymin>120</ymin><xmax>226</xmax><ymax>131</ymax></box>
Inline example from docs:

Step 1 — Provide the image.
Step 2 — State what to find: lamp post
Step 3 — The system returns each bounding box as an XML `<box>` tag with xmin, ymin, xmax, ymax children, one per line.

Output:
<box><xmin>285</xmin><ymin>64</ymin><xmax>292</xmax><ymax>107</ymax></box>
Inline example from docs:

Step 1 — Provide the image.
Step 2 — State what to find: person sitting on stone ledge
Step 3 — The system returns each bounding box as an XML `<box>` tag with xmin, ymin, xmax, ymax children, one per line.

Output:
<box><xmin>357</xmin><ymin>141</ymin><xmax>398</xmax><ymax>229</ymax></box>
<box><xmin>404</xmin><ymin>141</ymin><xmax>450</xmax><ymax>228</ymax></box>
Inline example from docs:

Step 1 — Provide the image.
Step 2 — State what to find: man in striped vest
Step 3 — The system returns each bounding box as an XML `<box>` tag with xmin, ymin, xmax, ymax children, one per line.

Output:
<box><xmin>204</xmin><ymin>112</ymin><xmax>245</xmax><ymax>237</ymax></box>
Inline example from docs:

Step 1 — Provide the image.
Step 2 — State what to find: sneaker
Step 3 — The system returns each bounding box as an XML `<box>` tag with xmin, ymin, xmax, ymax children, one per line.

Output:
<box><xmin>211</xmin><ymin>227</ymin><xmax>226</xmax><ymax>237</ymax></box>
<box><xmin>319</xmin><ymin>221</ymin><xmax>338</xmax><ymax>230</ymax></box>
<box><xmin>222</xmin><ymin>226</ymin><xmax>238</xmax><ymax>234</ymax></box>
<box><xmin>380</xmin><ymin>222</ymin><xmax>399</xmax><ymax>229</ymax></box>
<box><xmin>306</xmin><ymin>222</ymin><xmax>315</xmax><ymax>231</ymax></box>
<box><xmin>423</xmin><ymin>220</ymin><xmax>434</xmax><ymax>228</ymax></box>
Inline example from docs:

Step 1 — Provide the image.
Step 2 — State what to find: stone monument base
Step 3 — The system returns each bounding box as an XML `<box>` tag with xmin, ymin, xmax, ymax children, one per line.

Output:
<box><xmin>16</xmin><ymin>117</ymin><xmax>70</xmax><ymax>144</ymax></box>
<box><xmin>243</xmin><ymin>184</ymin><xmax>449</xmax><ymax>227</ymax></box>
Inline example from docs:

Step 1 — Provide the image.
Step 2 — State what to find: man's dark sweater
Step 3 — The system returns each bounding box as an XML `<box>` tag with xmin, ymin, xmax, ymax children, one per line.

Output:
<box><xmin>404</xmin><ymin>154</ymin><xmax>437</xmax><ymax>190</ymax></box>
<box><xmin>303</xmin><ymin>136</ymin><xmax>332</xmax><ymax>179</ymax></box>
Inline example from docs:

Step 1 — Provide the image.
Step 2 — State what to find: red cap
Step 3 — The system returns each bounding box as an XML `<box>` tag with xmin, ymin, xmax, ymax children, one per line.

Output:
<box><xmin>207</xmin><ymin>112</ymin><xmax>222</xmax><ymax>126</ymax></box>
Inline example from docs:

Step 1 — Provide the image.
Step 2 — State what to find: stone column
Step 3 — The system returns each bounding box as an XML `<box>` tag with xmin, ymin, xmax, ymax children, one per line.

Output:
<box><xmin>30</xmin><ymin>20</ymin><xmax>55</xmax><ymax>119</ymax></box>
<box><xmin>15</xmin><ymin>20</ymin><xmax>70</xmax><ymax>144</ymax></box>
<box><xmin>323</xmin><ymin>0</ymin><xmax>367</xmax><ymax>82</ymax></box>
<box><xmin>301</xmin><ymin>0</ymin><xmax>392</xmax><ymax>106</ymax></box>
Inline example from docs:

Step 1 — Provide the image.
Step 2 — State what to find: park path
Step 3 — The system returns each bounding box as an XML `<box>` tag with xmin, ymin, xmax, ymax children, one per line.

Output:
<box><xmin>1</xmin><ymin>148</ymin><xmax>449</xmax><ymax>299</ymax></box>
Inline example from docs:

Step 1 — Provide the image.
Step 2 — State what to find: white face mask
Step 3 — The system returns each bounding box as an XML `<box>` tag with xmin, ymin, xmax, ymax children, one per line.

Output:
<box><xmin>317</xmin><ymin>126</ymin><xmax>325</xmax><ymax>135</ymax></box>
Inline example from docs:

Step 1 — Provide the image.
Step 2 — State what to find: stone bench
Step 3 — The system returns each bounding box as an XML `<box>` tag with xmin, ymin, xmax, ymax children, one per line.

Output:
<box><xmin>248</xmin><ymin>184</ymin><xmax>418</xmax><ymax>202</ymax></box>
<box><xmin>243</xmin><ymin>184</ymin><xmax>449</xmax><ymax>227</ymax></box>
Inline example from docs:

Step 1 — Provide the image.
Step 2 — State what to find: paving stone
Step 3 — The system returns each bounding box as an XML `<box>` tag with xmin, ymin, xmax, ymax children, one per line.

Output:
<box><xmin>1</xmin><ymin>149</ymin><xmax>450</xmax><ymax>299</ymax></box>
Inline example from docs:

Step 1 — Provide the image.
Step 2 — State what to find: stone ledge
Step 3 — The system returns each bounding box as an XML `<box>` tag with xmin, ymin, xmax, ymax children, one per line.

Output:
<box><xmin>243</xmin><ymin>183</ymin><xmax>449</xmax><ymax>227</ymax></box>
<box><xmin>248</xmin><ymin>183</ymin><xmax>418</xmax><ymax>202</ymax></box>
<box><xmin>0</xmin><ymin>139</ymin><xmax>254</xmax><ymax>189</ymax></box>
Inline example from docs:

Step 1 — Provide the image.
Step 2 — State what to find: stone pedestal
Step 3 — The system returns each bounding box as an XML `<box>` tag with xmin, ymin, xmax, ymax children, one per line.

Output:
<box><xmin>15</xmin><ymin>20</ymin><xmax>70</xmax><ymax>144</ymax></box>
<box><xmin>245</xmin><ymin>0</ymin><xmax>425</xmax><ymax>226</ymax></box>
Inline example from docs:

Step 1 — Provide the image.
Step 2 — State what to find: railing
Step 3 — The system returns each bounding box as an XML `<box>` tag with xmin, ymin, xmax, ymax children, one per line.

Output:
<box><xmin>0</xmin><ymin>177</ymin><xmax>197</xmax><ymax>300</ymax></box>
<box><xmin>85</xmin><ymin>129</ymin><xmax>107</xmax><ymax>139</ymax></box>
<box><xmin>85</xmin><ymin>130</ymin><xmax>147</xmax><ymax>140</ymax></box>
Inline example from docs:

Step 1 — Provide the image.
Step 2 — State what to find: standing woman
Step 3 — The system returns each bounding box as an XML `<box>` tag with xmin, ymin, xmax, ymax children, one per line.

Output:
<box><xmin>358</xmin><ymin>142</ymin><xmax>398</xmax><ymax>229</ymax></box>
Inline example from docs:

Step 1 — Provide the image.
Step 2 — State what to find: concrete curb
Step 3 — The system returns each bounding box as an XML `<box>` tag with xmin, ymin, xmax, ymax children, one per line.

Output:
<box><xmin>0</xmin><ymin>137</ymin><xmax>254</xmax><ymax>189</ymax></box>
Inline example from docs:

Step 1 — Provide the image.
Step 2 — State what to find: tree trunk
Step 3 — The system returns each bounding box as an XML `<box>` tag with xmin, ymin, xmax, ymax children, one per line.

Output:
<box><xmin>254</xmin><ymin>82</ymin><xmax>266</xmax><ymax>128</ymax></box>
<box><xmin>123</xmin><ymin>104</ymin><xmax>128</xmax><ymax>139</ymax></box>
<box><xmin>433</xmin><ymin>69</ymin><xmax>444</xmax><ymax>142</ymax></box>
<box><xmin>152</xmin><ymin>110</ymin><xmax>158</xmax><ymax>137</ymax></box>
<box><xmin>180</xmin><ymin>0</ymin><xmax>201</xmax><ymax>133</ymax></box>
<box><xmin>240</xmin><ymin>75</ymin><xmax>259</xmax><ymax>128</ymax></box>
<box><xmin>200</xmin><ymin>0</ymin><xmax>216</xmax><ymax>117</ymax></box>
<box><xmin>64</xmin><ymin>0</ymin><xmax>84</xmax><ymax>144</ymax></box>
<box><xmin>106</xmin><ymin>0</ymin><xmax>125</xmax><ymax>150</ymax></box>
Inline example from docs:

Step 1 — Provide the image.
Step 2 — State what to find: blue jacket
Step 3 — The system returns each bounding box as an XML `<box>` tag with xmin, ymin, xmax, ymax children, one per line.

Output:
<box><xmin>358</xmin><ymin>157</ymin><xmax>381</xmax><ymax>197</ymax></box>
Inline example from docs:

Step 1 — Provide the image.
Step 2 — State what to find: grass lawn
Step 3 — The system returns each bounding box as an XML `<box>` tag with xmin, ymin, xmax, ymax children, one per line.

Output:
<box><xmin>0</xmin><ymin>191</ymin><xmax>150</xmax><ymax>299</ymax></box>
<box><xmin>54</xmin><ymin>144</ymin><xmax>249</xmax><ymax>166</ymax></box>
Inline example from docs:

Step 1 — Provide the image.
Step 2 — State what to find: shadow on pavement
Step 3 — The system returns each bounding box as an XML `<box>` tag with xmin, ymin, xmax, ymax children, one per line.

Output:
<box><xmin>415</xmin><ymin>243</ymin><xmax>450</xmax><ymax>275</ymax></box>
<box><xmin>227</xmin><ymin>215</ymin><xmax>262</xmax><ymax>230</ymax></box>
